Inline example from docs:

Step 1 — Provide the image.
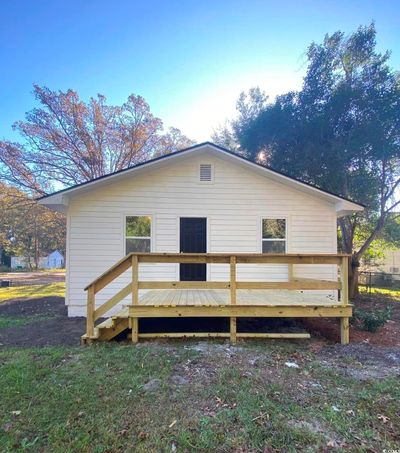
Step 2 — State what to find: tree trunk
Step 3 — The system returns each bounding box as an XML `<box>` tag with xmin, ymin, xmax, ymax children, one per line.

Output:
<box><xmin>349</xmin><ymin>254</ymin><xmax>360</xmax><ymax>299</ymax></box>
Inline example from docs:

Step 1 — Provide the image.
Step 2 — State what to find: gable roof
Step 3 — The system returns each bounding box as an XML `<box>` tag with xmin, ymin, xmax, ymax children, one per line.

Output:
<box><xmin>38</xmin><ymin>141</ymin><xmax>364</xmax><ymax>217</ymax></box>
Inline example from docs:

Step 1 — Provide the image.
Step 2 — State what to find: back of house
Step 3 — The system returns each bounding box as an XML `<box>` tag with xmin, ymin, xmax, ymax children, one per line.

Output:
<box><xmin>39</xmin><ymin>142</ymin><xmax>362</xmax><ymax>317</ymax></box>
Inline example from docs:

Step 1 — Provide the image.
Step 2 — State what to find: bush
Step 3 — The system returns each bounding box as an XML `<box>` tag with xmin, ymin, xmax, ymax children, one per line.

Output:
<box><xmin>352</xmin><ymin>307</ymin><xmax>392</xmax><ymax>332</ymax></box>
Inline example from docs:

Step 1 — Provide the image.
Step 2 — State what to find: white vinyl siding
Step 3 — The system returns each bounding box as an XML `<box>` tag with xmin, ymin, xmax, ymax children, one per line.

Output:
<box><xmin>66</xmin><ymin>149</ymin><xmax>338</xmax><ymax>316</ymax></box>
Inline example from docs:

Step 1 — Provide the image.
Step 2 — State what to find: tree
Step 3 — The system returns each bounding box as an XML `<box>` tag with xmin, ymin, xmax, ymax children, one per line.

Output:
<box><xmin>212</xmin><ymin>87</ymin><xmax>268</xmax><ymax>156</ymax></box>
<box><xmin>358</xmin><ymin>214</ymin><xmax>400</xmax><ymax>268</ymax></box>
<box><xmin>220</xmin><ymin>24</ymin><xmax>400</xmax><ymax>297</ymax></box>
<box><xmin>0</xmin><ymin>183</ymin><xmax>66</xmax><ymax>269</ymax></box>
<box><xmin>0</xmin><ymin>86</ymin><xmax>193</xmax><ymax>194</ymax></box>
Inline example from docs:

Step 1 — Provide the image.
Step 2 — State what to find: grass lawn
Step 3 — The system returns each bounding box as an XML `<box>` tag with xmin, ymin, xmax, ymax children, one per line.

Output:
<box><xmin>0</xmin><ymin>342</ymin><xmax>399</xmax><ymax>452</ymax></box>
<box><xmin>0</xmin><ymin>315</ymin><xmax>53</xmax><ymax>329</ymax></box>
<box><xmin>0</xmin><ymin>283</ymin><xmax>65</xmax><ymax>302</ymax></box>
<box><xmin>359</xmin><ymin>286</ymin><xmax>400</xmax><ymax>297</ymax></box>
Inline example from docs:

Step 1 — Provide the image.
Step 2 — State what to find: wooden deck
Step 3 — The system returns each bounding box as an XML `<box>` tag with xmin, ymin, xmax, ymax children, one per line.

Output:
<box><xmin>139</xmin><ymin>289</ymin><xmax>339</xmax><ymax>306</ymax></box>
<box><xmin>82</xmin><ymin>253</ymin><xmax>351</xmax><ymax>344</ymax></box>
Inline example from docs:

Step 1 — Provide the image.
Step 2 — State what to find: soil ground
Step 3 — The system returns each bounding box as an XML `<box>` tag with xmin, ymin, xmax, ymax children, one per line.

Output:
<box><xmin>0</xmin><ymin>297</ymin><xmax>85</xmax><ymax>347</ymax></box>
<box><xmin>0</xmin><ymin>271</ymin><xmax>65</xmax><ymax>286</ymax></box>
<box><xmin>0</xmin><ymin>293</ymin><xmax>399</xmax><ymax>361</ymax></box>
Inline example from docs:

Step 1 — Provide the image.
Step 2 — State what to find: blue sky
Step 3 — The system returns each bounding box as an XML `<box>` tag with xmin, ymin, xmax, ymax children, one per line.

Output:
<box><xmin>1</xmin><ymin>0</ymin><xmax>399</xmax><ymax>142</ymax></box>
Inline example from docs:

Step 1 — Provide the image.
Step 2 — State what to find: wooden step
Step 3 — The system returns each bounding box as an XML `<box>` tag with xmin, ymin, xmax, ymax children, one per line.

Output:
<box><xmin>97</xmin><ymin>317</ymin><xmax>129</xmax><ymax>341</ymax></box>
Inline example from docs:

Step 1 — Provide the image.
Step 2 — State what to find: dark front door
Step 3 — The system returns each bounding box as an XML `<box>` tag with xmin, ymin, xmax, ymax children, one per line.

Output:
<box><xmin>180</xmin><ymin>217</ymin><xmax>207</xmax><ymax>281</ymax></box>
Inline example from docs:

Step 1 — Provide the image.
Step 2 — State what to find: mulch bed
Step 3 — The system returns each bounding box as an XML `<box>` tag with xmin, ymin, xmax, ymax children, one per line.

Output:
<box><xmin>302</xmin><ymin>293</ymin><xmax>400</xmax><ymax>347</ymax></box>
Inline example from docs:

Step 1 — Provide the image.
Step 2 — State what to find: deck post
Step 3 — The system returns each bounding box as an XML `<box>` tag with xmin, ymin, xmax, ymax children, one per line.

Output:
<box><xmin>230</xmin><ymin>256</ymin><xmax>237</xmax><ymax>343</ymax></box>
<box><xmin>288</xmin><ymin>263</ymin><xmax>294</xmax><ymax>281</ymax></box>
<box><xmin>340</xmin><ymin>317</ymin><xmax>349</xmax><ymax>344</ymax></box>
<box><xmin>131</xmin><ymin>255</ymin><xmax>139</xmax><ymax>343</ymax></box>
<box><xmin>340</xmin><ymin>256</ymin><xmax>350</xmax><ymax>344</ymax></box>
<box><xmin>86</xmin><ymin>285</ymin><xmax>95</xmax><ymax>339</ymax></box>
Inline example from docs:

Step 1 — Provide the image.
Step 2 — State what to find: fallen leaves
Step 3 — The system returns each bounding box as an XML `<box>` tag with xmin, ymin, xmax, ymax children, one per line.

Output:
<box><xmin>377</xmin><ymin>414</ymin><xmax>390</xmax><ymax>424</ymax></box>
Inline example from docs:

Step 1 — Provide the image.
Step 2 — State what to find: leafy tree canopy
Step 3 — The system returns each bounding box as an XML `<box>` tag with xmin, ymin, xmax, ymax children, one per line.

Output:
<box><xmin>213</xmin><ymin>23</ymin><xmax>400</xmax><ymax>296</ymax></box>
<box><xmin>0</xmin><ymin>86</ymin><xmax>194</xmax><ymax>195</ymax></box>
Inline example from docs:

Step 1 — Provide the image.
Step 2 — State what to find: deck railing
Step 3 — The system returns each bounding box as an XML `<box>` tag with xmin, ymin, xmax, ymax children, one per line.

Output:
<box><xmin>84</xmin><ymin>253</ymin><xmax>350</xmax><ymax>341</ymax></box>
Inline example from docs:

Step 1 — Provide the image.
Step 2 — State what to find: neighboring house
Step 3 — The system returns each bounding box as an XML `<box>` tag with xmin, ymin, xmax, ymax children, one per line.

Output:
<box><xmin>10</xmin><ymin>256</ymin><xmax>46</xmax><ymax>269</ymax></box>
<box><xmin>43</xmin><ymin>250</ymin><xmax>65</xmax><ymax>269</ymax></box>
<box><xmin>10</xmin><ymin>251</ymin><xmax>64</xmax><ymax>270</ymax></box>
<box><xmin>363</xmin><ymin>249</ymin><xmax>400</xmax><ymax>282</ymax></box>
<box><xmin>379</xmin><ymin>249</ymin><xmax>400</xmax><ymax>277</ymax></box>
<box><xmin>39</xmin><ymin>142</ymin><xmax>363</xmax><ymax>318</ymax></box>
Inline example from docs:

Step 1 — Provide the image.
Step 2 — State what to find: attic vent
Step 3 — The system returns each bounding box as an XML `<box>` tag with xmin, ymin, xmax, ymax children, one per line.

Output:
<box><xmin>199</xmin><ymin>164</ymin><xmax>213</xmax><ymax>182</ymax></box>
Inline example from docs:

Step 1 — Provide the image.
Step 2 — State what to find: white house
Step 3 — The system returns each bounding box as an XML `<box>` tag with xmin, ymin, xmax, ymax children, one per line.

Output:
<box><xmin>43</xmin><ymin>250</ymin><xmax>65</xmax><ymax>269</ymax></box>
<box><xmin>39</xmin><ymin>142</ymin><xmax>363</xmax><ymax>318</ymax></box>
<box><xmin>10</xmin><ymin>256</ymin><xmax>47</xmax><ymax>269</ymax></box>
<box><xmin>11</xmin><ymin>251</ymin><xmax>64</xmax><ymax>270</ymax></box>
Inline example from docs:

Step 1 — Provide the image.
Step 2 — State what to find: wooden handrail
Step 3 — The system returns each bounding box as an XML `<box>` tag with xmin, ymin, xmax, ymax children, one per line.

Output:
<box><xmin>85</xmin><ymin>253</ymin><xmax>350</xmax><ymax>290</ymax></box>
<box><xmin>84</xmin><ymin>252</ymin><xmax>350</xmax><ymax>338</ymax></box>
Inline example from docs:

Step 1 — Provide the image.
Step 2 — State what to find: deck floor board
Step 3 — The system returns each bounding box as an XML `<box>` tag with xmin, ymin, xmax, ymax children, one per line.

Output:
<box><xmin>138</xmin><ymin>289</ymin><xmax>339</xmax><ymax>307</ymax></box>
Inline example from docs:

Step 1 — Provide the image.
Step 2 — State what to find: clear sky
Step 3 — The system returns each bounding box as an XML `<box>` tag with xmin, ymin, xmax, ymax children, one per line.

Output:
<box><xmin>1</xmin><ymin>0</ymin><xmax>399</xmax><ymax>143</ymax></box>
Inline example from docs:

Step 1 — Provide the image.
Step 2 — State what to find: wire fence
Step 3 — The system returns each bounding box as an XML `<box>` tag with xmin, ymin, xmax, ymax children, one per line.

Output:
<box><xmin>359</xmin><ymin>271</ymin><xmax>400</xmax><ymax>293</ymax></box>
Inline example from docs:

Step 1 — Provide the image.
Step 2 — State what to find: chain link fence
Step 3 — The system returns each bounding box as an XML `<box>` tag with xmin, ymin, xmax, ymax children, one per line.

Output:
<box><xmin>359</xmin><ymin>271</ymin><xmax>400</xmax><ymax>293</ymax></box>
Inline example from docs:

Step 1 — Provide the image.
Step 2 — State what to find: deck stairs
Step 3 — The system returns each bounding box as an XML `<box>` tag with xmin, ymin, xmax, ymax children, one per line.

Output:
<box><xmin>82</xmin><ymin>308</ymin><xmax>130</xmax><ymax>343</ymax></box>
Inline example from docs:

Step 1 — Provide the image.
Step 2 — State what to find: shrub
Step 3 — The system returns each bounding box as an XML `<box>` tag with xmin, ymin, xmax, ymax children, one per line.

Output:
<box><xmin>352</xmin><ymin>307</ymin><xmax>392</xmax><ymax>332</ymax></box>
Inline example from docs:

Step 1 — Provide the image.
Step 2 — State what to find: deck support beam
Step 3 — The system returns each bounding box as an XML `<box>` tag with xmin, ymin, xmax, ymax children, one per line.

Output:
<box><xmin>127</xmin><ymin>304</ymin><xmax>352</xmax><ymax>318</ymax></box>
<box><xmin>340</xmin><ymin>317</ymin><xmax>349</xmax><ymax>344</ymax></box>
<box><xmin>230</xmin><ymin>256</ymin><xmax>237</xmax><ymax>343</ymax></box>
<box><xmin>131</xmin><ymin>255</ymin><xmax>139</xmax><ymax>343</ymax></box>
<box><xmin>86</xmin><ymin>285</ymin><xmax>95</xmax><ymax>338</ymax></box>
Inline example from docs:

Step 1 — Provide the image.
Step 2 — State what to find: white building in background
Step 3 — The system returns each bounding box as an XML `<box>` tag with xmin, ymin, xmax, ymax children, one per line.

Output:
<box><xmin>10</xmin><ymin>256</ymin><xmax>47</xmax><ymax>269</ymax></box>
<box><xmin>10</xmin><ymin>250</ymin><xmax>64</xmax><ymax>269</ymax></box>
<box><xmin>44</xmin><ymin>250</ymin><xmax>65</xmax><ymax>269</ymax></box>
<box><xmin>377</xmin><ymin>249</ymin><xmax>400</xmax><ymax>280</ymax></box>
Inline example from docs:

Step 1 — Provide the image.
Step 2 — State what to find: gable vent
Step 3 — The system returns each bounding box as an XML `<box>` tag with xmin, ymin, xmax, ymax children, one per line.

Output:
<box><xmin>199</xmin><ymin>164</ymin><xmax>213</xmax><ymax>182</ymax></box>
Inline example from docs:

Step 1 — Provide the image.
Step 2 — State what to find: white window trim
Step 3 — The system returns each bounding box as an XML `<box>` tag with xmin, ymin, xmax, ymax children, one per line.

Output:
<box><xmin>261</xmin><ymin>217</ymin><xmax>288</xmax><ymax>253</ymax></box>
<box><xmin>124</xmin><ymin>214</ymin><xmax>154</xmax><ymax>255</ymax></box>
<box><xmin>198</xmin><ymin>163</ymin><xmax>214</xmax><ymax>184</ymax></box>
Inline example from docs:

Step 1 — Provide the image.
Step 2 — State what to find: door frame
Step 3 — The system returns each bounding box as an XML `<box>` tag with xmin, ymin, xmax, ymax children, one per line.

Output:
<box><xmin>176</xmin><ymin>216</ymin><xmax>210</xmax><ymax>281</ymax></box>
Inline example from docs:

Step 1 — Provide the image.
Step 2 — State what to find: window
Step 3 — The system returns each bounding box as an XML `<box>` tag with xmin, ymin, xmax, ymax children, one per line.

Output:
<box><xmin>262</xmin><ymin>219</ymin><xmax>286</xmax><ymax>253</ymax></box>
<box><xmin>125</xmin><ymin>216</ymin><xmax>151</xmax><ymax>253</ymax></box>
<box><xmin>199</xmin><ymin>163</ymin><xmax>213</xmax><ymax>182</ymax></box>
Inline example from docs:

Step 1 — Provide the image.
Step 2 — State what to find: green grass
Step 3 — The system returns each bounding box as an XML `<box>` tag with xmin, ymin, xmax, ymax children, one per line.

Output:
<box><xmin>359</xmin><ymin>285</ymin><xmax>400</xmax><ymax>297</ymax></box>
<box><xmin>0</xmin><ymin>283</ymin><xmax>65</xmax><ymax>302</ymax></box>
<box><xmin>0</xmin><ymin>343</ymin><xmax>398</xmax><ymax>452</ymax></box>
<box><xmin>0</xmin><ymin>315</ymin><xmax>53</xmax><ymax>329</ymax></box>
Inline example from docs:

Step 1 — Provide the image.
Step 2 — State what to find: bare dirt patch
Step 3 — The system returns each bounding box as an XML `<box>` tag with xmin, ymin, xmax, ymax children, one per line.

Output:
<box><xmin>0</xmin><ymin>296</ymin><xmax>85</xmax><ymax>347</ymax></box>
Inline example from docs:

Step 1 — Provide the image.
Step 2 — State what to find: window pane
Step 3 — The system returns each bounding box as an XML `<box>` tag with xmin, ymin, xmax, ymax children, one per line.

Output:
<box><xmin>126</xmin><ymin>216</ymin><xmax>151</xmax><ymax>237</ymax></box>
<box><xmin>262</xmin><ymin>219</ymin><xmax>286</xmax><ymax>239</ymax></box>
<box><xmin>262</xmin><ymin>240</ymin><xmax>286</xmax><ymax>253</ymax></box>
<box><xmin>126</xmin><ymin>238</ymin><xmax>151</xmax><ymax>253</ymax></box>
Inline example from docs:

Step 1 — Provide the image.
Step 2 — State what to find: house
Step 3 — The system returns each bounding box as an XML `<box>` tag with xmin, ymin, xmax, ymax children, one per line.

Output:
<box><xmin>43</xmin><ymin>250</ymin><xmax>65</xmax><ymax>269</ymax></box>
<box><xmin>11</xmin><ymin>256</ymin><xmax>47</xmax><ymax>269</ymax></box>
<box><xmin>362</xmin><ymin>248</ymin><xmax>400</xmax><ymax>284</ymax></box>
<box><xmin>38</xmin><ymin>142</ymin><xmax>363</xmax><ymax>343</ymax></box>
<box><xmin>378</xmin><ymin>249</ymin><xmax>400</xmax><ymax>279</ymax></box>
<box><xmin>10</xmin><ymin>251</ymin><xmax>64</xmax><ymax>270</ymax></box>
